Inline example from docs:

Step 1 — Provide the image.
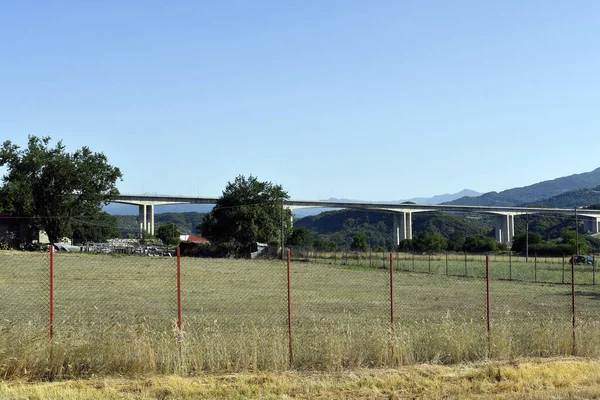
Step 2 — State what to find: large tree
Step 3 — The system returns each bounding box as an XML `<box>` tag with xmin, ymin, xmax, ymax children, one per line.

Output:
<box><xmin>350</xmin><ymin>232</ymin><xmax>368</xmax><ymax>251</ymax></box>
<box><xmin>0</xmin><ymin>136</ymin><xmax>122</xmax><ymax>243</ymax></box>
<box><xmin>200</xmin><ymin>175</ymin><xmax>292</xmax><ymax>247</ymax></box>
<box><xmin>157</xmin><ymin>222</ymin><xmax>181</xmax><ymax>246</ymax></box>
<box><xmin>287</xmin><ymin>227</ymin><xmax>314</xmax><ymax>248</ymax></box>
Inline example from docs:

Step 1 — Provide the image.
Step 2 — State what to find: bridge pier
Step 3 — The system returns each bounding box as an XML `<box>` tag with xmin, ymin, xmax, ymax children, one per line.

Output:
<box><xmin>494</xmin><ymin>214</ymin><xmax>515</xmax><ymax>245</ymax></box>
<box><xmin>583</xmin><ymin>217</ymin><xmax>600</xmax><ymax>233</ymax></box>
<box><xmin>393</xmin><ymin>212</ymin><xmax>413</xmax><ymax>245</ymax></box>
<box><xmin>138</xmin><ymin>204</ymin><xmax>155</xmax><ymax>236</ymax></box>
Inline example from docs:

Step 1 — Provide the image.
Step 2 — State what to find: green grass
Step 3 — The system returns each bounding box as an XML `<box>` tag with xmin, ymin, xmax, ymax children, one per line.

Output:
<box><xmin>2</xmin><ymin>250</ymin><xmax>600</xmax><ymax>379</ymax></box>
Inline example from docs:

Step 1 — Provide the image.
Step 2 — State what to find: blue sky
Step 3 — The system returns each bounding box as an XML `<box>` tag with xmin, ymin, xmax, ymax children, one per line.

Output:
<box><xmin>2</xmin><ymin>1</ymin><xmax>599</xmax><ymax>201</ymax></box>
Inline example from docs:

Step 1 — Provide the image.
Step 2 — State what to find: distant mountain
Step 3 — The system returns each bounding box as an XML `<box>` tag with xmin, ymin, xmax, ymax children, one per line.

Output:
<box><xmin>324</xmin><ymin>189</ymin><xmax>481</xmax><ymax>205</ymax></box>
<box><xmin>403</xmin><ymin>189</ymin><xmax>481</xmax><ymax>205</ymax></box>
<box><xmin>104</xmin><ymin>203</ymin><xmax>213</xmax><ymax>215</ymax></box>
<box><xmin>446</xmin><ymin>167</ymin><xmax>600</xmax><ymax>207</ymax></box>
<box><xmin>292</xmin><ymin>189</ymin><xmax>481</xmax><ymax>218</ymax></box>
<box><xmin>521</xmin><ymin>185</ymin><xmax>600</xmax><ymax>209</ymax></box>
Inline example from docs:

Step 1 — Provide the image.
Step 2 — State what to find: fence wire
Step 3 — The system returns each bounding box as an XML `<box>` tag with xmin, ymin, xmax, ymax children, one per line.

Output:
<box><xmin>0</xmin><ymin>251</ymin><xmax>49</xmax><ymax>330</ymax></box>
<box><xmin>289</xmin><ymin>249</ymin><xmax>391</xmax><ymax>368</ymax></box>
<box><xmin>52</xmin><ymin>252</ymin><xmax>177</xmax><ymax>334</ymax></box>
<box><xmin>180</xmin><ymin>257</ymin><xmax>288</xmax><ymax>370</ymax></box>
<box><xmin>3</xmin><ymin>244</ymin><xmax>600</xmax><ymax>370</ymax></box>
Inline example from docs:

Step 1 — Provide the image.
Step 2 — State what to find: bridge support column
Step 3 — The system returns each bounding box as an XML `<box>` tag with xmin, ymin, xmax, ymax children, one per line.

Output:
<box><xmin>148</xmin><ymin>204</ymin><xmax>154</xmax><ymax>236</ymax></box>
<box><xmin>393</xmin><ymin>212</ymin><xmax>413</xmax><ymax>245</ymax></box>
<box><xmin>494</xmin><ymin>214</ymin><xmax>515</xmax><ymax>245</ymax></box>
<box><xmin>138</xmin><ymin>204</ymin><xmax>155</xmax><ymax>236</ymax></box>
<box><xmin>583</xmin><ymin>217</ymin><xmax>600</xmax><ymax>233</ymax></box>
<box><xmin>138</xmin><ymin>205</ymin><xmax>146</xmax><ymax>235</ymax></box>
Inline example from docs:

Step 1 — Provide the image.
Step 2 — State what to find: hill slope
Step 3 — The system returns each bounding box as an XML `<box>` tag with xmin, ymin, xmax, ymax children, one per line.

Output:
<box><xmin>521</xmin><ymin>185</ymin><xmax>600</xmax><ymax>209</ymax></box>
<box><xmin>295</xmin><ymin>209</ymin><xmax>491</xmax><ymax>248</ymax></box>
<box><xmin>115</xmin><ymin>212</ymin><xmax>206</xmax><ymax>237</ymax></box>
<box><xmin>446</xmin><ymin>167</ymin><xmax>600</xmax><ymax>206</ymax></box>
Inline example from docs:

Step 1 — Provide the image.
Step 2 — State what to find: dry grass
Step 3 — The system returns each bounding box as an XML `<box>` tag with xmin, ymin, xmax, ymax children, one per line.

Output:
<box><xmin>2</xmin><ymin>358</ymin><xmax>600</xmax><ymax>399</ymax></box>
<box><xmin>3</xmin><ymin>251</ymin><xmax>600</xmax><ymax>380</ymax></box>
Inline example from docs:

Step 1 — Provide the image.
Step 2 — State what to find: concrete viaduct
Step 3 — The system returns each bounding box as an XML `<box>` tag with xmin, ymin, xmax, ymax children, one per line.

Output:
<box><xmin>113</xmin><ymin>195</ymin><xmax>600</xmax><ymax>245</ymax></box>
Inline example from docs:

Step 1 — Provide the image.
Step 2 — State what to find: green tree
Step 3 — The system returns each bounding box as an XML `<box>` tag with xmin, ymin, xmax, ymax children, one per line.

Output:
<box><xmin>397</xmin><ymin>239</ymin><xmax>413</xmax><ymax>252</ymax></box>
<box><xmin>200</xmin><ymin>175</ymin><xmax>292</xmax><ymax>247</ymax></box>
<box><xmin>413</xmin><ymin>231</ymin><xmax>447</xmax><ymax>252</ymax></box>
<box><xmin>287</xmin><ymin>227</ymin><xmax>314</xmax><ymax>248</ymax></box>
<box><xmin>157</xmin><ymin>222</ymin><xmax>181</xmax><ymax>246</ymax></box>
<box><xmin>0</xmin><ymin>136</ymin><xmax>122</xmax><ymax>243</ymax></box>
<box><xmin>314</xmin><ymin>237</ymin><xmax>339</xmax><ymax>251</ymax></box>
<box><xmin>511</xmin><ymin>232</ymin><xmax>542</xmax><ymax>252</ymax></box>
<box><xmin>463</xmin><ymin>235</ymin><xmax>498</xmax><ymax>253</ymax></box>
<box><xmin>446</xmin><ymin>232</ymin><xmax>466</xmax><ymax>252</ymax></box>
<box><xmin>350</xmin><ymin>232</ymin><xmax>368</xmax><ymax>251</ymax></box>
<box><xmin>561</xmin><ymin>229</ymin><xmax>589</xmax><ymax>254</ymax></box>
<box><xmin>71</xmin><ymin>212</ymin><xmax>120</xmax><ymax>244</ymax></box>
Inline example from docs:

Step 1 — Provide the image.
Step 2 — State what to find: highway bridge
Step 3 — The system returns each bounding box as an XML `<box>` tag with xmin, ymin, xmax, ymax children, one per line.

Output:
<box><xmin>113</xmin><ymin>195</ymin><xmax>600</xmax><ymax>245</ymax></box>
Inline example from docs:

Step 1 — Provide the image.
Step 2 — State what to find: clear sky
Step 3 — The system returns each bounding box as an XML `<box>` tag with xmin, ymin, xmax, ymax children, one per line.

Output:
<box><xmin>2</xmin><ymin>1</ymin><xmax>599</xmax><ymax>201</ymax></box>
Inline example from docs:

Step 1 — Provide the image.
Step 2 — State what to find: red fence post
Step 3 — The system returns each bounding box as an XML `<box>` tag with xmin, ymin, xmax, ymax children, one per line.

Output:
<box><xmin>287</xmin><ymin>249</ymin><xmax>293</xmax><ymax>364</ymax></box>
<box><xmin>486</xmin><ymin>254</ymin><xmax>491</xmax><ymax>356</ymax></box>
<box><xmin>389</xmin><ymin>252</ymin><xmax>395</xmax><ymax>365</ymax></box>
<box><xmin>49</xmin><ymin>244</ymin><xmax>54</xmax><ymax>343</ymax></box>
<box><xmin>571</xmin><ymin>254</ymin><xmax>576</xmax><ymax>355</ymax></box>
<box><xmin>389</xmin><ymin>252</ymin><xmax>394</xmax><ymax>328</ymax></box>
<box><xmin>177</xmin><ymin>247</ymin><xmax>182</xmax><ymax>336</ymax></box>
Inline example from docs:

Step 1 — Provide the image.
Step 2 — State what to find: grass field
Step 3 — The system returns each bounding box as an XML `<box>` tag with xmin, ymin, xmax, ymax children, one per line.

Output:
<box><xmin>2</xmin><ymin>358</ymin><xmax>600</xmax><ymax>399</ymax></box>
<box><xmin>2</xmin><ymin>250</ymin><xmax>600</xmax><ymax>379</ymax></box>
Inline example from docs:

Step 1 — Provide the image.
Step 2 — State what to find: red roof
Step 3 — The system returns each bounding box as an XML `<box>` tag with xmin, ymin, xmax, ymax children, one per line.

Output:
<box><xmin>185</xmin><ymin>235</ymin><xmax>209</xmax><ymax>243</ymax></box>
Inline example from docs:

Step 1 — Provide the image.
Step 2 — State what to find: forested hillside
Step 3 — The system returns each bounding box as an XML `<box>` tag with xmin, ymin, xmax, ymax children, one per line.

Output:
<box><xmin>522</xmin><ymin>186</ymin><xmax>600</xmax><ymax>209</ymax></box>
<box><xmin>446</xmin><ymin>167</ymin><xmax>600</xmax><ymax>206</ymax></box>
<box><xmin>294</xmin><ymin>210</ymin><xmax>492</xmax><ymax>249</ymax></box>
<box><xmin>115</xmin><ymin>212</ymin><xmax>206</xmax><ymax>237</ymax></box>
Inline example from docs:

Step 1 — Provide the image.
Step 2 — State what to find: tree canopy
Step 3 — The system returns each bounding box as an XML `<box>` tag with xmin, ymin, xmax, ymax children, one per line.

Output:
<box><xmin>0</xmin><ymin>136</ymin><xmax>122</xmax><ymax>243</ymax></box>
<box><xmin>200</xmin><ymin>175</ymin><xmax>292</xmax><ymax>247</ymax></box>
<box><xmin>287</xmin><ymin>227</ymin><xmax>314</xmax><ymax>248</ymax></box>
<box><xmin>350</xmin><ymin>232</ymin><xmax>368</xmax><ymax>251</ymax></box>
<box><xmin>157</xmin><ymin>222</ymin><xmax>181</xmax><ymax>246</ymax></box>
<box><xmin>413</xmin><ymin>231</ymin><xmax>447</xmax><ymax>252</ymax></box>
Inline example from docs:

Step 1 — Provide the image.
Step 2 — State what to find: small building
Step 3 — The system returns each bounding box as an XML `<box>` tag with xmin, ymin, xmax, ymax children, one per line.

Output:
<box><xmin>179</xmin><ymin>234</ymin><xmax>210</xmax><ymax>244</ymax></box>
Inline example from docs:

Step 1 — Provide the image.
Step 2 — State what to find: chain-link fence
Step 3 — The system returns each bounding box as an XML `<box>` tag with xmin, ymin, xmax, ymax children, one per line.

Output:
<box><xmin>3</xmin><ymin>244</ymin><xmax>600</xmax><ymax>376</ymax></box>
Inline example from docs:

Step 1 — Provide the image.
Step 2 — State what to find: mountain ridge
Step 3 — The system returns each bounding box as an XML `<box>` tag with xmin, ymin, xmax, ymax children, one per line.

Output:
<box><xmin>445</xmin><ymin>167</ymin><xmax>600</xmax><ymax>206</ymax></box>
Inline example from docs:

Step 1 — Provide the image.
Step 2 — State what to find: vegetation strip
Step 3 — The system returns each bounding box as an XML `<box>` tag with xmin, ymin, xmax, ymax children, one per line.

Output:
<box><xmin>2</xmin><ymin>358</ymin><xmax>600</xmax><ymax>399</ymax></box>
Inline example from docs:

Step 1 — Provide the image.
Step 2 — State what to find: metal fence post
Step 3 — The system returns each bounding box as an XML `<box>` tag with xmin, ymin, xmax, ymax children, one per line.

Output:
<box><xmin>593</xmin><ymin>254</ymin><xmax>596</xmax><ymax>286</ymax></box>
<box><xmin>571</xmin><ymin>253</ymin><xmax>576</xmax><ymax>355</ymax></box>
<box><xmin>534</xmin><ymin>252</ymin><xmax>537</xmax><ymax>283</ymax></box>
<box><xmin>177</xmin><ymin>247</ymin><xmax>183</xmax><ymax>360</ymax></box>
<box><xmin>445</xmin><ymin>251</ymin><xmax>448</xmax><ymax>275</ymax></box>
<box><xmin>562</xmin><ymin>254</ymin><xmax>565</xmax><ymax>284</ymax></box>
<box><xmin>49</xmin><ymin>244</ymin><xmax>54</xmax><ymax>343</ymax></box>
<box><xmin>509</xmin><ymin>251</ymin><xmax>512</xmax><ymax>281</ymax></box>
<box><xmin>464</xmin><ymin>252</ymin><xmax>467</xmax><ymax>277</ymax></box>
<box><xmin>428</xmin><ymin>253</ymin><xmax>431</xmax><ymax>274</ymax></box>
<box><xmin>287</xmin><ymin>249</ymin><xmax>293</xmax><ymax>364</ymax></box>
<box><xmin>389</xmin><ymin>253</ymin><xmax>394</xmax><ymax>328</ymax></box>
<box><xmin>486</xmin><ymin>255</ymin><xmax>491</xmax><ymax>357</ymax></box>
